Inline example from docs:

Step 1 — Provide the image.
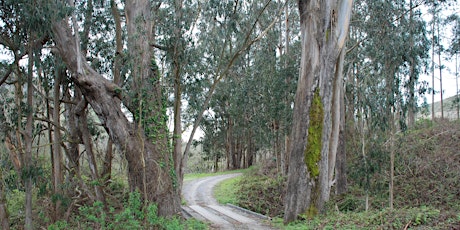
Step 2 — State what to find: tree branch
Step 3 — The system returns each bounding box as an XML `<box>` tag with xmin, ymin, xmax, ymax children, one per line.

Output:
<box><xmin>151</xmin><ymin>43</ymin><xmax>171</xmax><ymax>51</ymax></box>
<box><xmin>0</xmin><ymin>65</ymin><xmax>13</xmax><ymax>86</ymax></box>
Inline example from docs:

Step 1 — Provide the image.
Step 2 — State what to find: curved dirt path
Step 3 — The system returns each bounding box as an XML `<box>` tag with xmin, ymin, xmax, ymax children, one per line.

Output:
<box><xmin>182</xmin><ymin>173</ymin><xmax>278</xmax><ymax>230</ymax></box>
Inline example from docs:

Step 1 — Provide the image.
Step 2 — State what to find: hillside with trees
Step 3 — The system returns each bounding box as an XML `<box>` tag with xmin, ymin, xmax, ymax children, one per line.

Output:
<box><xmin>0</xmin><ymin>0</ymin><xmax>458</xmax><ymax>229</ymax></box>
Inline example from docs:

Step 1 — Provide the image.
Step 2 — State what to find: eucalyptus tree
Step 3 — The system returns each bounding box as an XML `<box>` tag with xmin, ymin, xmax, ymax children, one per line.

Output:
<box><xmin>283</xmin><ymin>0</ymin><xmax>353</xmax><ymax>222</ymax></box>
<box><xmin>430</xmin><ymin>3</ymin><xmax>445</xmax><ymax>119</ymax></box>
<box><xmin>50</xmin><ymin>0</ymin><xmax>182</xmax><ymax>216</ymax></box>
<box><xmin>153</xmin><ymin>0</ymin><xmax>201</xmax><ymax>190</ymax></box>
<box><xmin>180</xmin><ymin>0</ymin><xmax>286</xmax><ymax>170</ymax></box>
<box><xmin>446</xmin><ymin>14</ymin><xmax>460</xmax><ymax>119</ymax></box>
<box><xmin>0</xmin><ymin>0</ymin><xmax>56</xmax><ymax>227</ymax></box>
<box><xmin>343</xmin><ymin>0</ymin><xmax>431</xmax><ymax>211</ymax></box>
<box><xmin>190</xmin><ymin>0</ymin><xmax>302</xmax><ymax>172</ymax></box>
<box><xmin>427</xmin><ymin>0</ymin><xmax>457</xmax><ymax>119</ymax></box>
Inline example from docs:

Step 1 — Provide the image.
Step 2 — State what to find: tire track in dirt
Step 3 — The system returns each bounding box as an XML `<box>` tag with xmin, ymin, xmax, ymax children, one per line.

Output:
<box><xmin>182</xmin><ymin>173</ymin><xmax>278</xmax><ymax>230</ymax></box>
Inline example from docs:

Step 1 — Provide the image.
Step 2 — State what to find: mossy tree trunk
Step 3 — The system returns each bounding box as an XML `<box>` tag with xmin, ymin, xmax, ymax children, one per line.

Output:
<box><xmin>284</xmin><ymin>0</ymin><xmax>352</xmax><ymax>223</ymax></box>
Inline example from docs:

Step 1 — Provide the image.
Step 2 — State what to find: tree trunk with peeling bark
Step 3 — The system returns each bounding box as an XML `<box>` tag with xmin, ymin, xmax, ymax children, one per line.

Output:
<box><xmin>284</xmin><ymin>0</ymin><xmax>352</xmax><ymax>223</ymax></box>
<box><xmin>51</xmin><ymin>0</ymin><xmax>180</xmax><ymax>216</ymax></box>
<box><xmin>335</xmin><ymin>78</ymin><xmax>347</xmax><ymax>195</ymax></box>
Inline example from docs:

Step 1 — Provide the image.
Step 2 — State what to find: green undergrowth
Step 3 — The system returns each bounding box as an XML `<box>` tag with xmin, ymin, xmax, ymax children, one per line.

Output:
<box><xmin>275</xmin><ymin>205</ymin><xmax>457</xmax><ymax>229</ymax></box>
<box><xmin>220</xmin><ymin>162</ymin><xmax>286</xmax><ymax>218</ymax></box>
<box><xmin>237</xmin><ymin>167</ymin><xmax>285</xmax><ymax>217</ymax></box>
<box><xmin>47</xmin><ymin>191</ymin><xmax>207</xmax><ymax>230</ymax></box>
<box><xmin>213</xmin><ymin>176</ymin><xmax>242</xmax><ymax>205</ymax></box>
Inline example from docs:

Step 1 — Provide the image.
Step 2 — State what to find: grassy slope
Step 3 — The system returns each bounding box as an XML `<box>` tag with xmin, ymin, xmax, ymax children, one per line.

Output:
<box><xmin>213</xmin><ymin>176</ymin><xmax>242</xmax><ymax>205</ymax></box>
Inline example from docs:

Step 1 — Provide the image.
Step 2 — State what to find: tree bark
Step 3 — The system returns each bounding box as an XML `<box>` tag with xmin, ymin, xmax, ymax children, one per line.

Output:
<box><xmin>431</xmin><ymin>15</ymin><xmax>436</xmax><ymax>120</ymax></box>
<box><xmin>437</xmin><ymin>22</ymin><xmax>444</xmax><ymax>119</ymax></box>
<box><xmin>24</xmin><ymin>32</ymin><xmax>34</xmax><ymax>230</ymax></box>
<box><xmin>172</xmin><ymin>0</ymin><xmax>185</xmax><ymax>198</ymax></box>
<box><xmin>52</xmin><ymin>64</ymin><xmax>64</xmax><ymax>220</ymax></box>
<box><xmin>102</xmin><ymin>0</ymin><xmax>124</xmax><ymax>185</ymax></box>
<box><xmin>0</xmin><ymin>153</ymin><xmax>10</xmax><ymax>230</ymax></box>
<box><xmin>102</xmin><ymin>139</ymin><xmax>113</xmax><ymax>183</ymax></box>
<box><xmin>284</xmin><ymin>0</ymin><xmax>352</xmax><ymax>223</ymax></box>
<box><xmin>226</xmin><ymin>116</ymin><xmax>235</xmax><ymax>170</ymax></box>
<box><xmin>328</xmin><ymin>47</ymin><xmax>346</xmax><ymax>188</ymax></box>
<box><xmin>335</xmin><ymin>75</ymin><xmax>347</xmax><ymax>195</ymax></box>
<box><xmin>454</xmin><ymin>19</ymin><xmax>459</xmax><ymax>120</ymax></box>
<box><xmin>407</xmin><ymin>0</ymin><xmax>416</xmax><ymax>127</ymax></box>
<box><xmin>77</xmin><ymin>104</ymin><xmax>106</xmax><ymax>205</ymax></box>
<box><xmin>63</xmin><ymin>88</ymin><xmax>81</xmax><ymax>179</ymax></box>
<box><xmin>283</xmin><ymin>1</ymin><xmax>291</xmax><ymax>176</ymax></box>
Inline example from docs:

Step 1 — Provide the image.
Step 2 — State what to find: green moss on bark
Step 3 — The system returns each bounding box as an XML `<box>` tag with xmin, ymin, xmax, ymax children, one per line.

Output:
<box><xmin>305</xmin><ymin>88</ymin><xmax>323</xmax><ymax>178</ymax></box>
<box><xmin>305</xmin><ymin>204</ymin><xmax>318</xmax><ymax>218</ymax></box>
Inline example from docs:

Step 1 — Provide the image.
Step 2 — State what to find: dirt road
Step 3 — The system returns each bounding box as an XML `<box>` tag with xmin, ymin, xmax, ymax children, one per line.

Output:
<box><xmin>182</xmin><ymin>173</ymin><xmax>278</xmax><ymax>230</ymax></box>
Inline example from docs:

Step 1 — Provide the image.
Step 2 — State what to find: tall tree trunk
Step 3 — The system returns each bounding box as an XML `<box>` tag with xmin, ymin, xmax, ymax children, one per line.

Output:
<box><xmin>52</xmin><ymin>64</ymin><xmax>64</xmax><ymax>221</ymax></box>
<box><xmin>214</xmin><ymin>155</ymin><xmax>219</xmax><ymax>172</ymax></box>
<box><xmin>172</xmin><ymin>0</ymin><xmax>185</xmax><ymax>196</ymax></box>
<box><xmin>78</xmin><ymin>105</ymin><xmax>106</xmax><ymax>205</ymax></box>
<box><xmin>282</xmin><ymin>0</ymin><xmax>291</xmax><ymax>176</ymax></box>
<box><xmin>24</xmin><ymin>33</ymin><xmax>34</xmax><ymax>230</ymax></box>
<box><xmin>284</xmin><ymin>0</ymin><xmax>352</xmax><ymax>223</ymax></box>
<box><xmin>63</xmin><ymin>88</ymin><xmax>81</xmax><ymax>179</ymax></box>
<box><xmin>431</xmin><ymin>14</ymin><xmax>436</xmax><ymax>120</ymax></box>
<box><xmin>389</xmin><ymin>131</ymin><xmax>395</xmax><ymax>210</ymax></box>
<box><xmin>360</xmin><ymin>107</ymin><xmax>369</xmax><ymax>211</ymax></box>
<box><xmin>328</xmin><ymin>47</ymin><xmax>346</xmax><ymax>188</ymax></box>
<box><xmin>407</xmin><ymin>0</ymin><xmax>416</xmax><ymax>127</ymax></box>
<box><xmin>274</xmin><ymin>122</ymin><xmax>281</xmax><ymax>172</ymax></box>
<box><xmin>102</xmin><ymin>0</ymin><xmax>124</xmax><ymax>184</ymax></box>
<box><xmin>335</xmin><ymin>81</ymin><xmax>347</xmax><ymax>195</ymax></box>
<box><xmin>226</xmin><ymin>117</ymin><xmax>235</xmax><ymax>169</ymax></box>
<box><xmin>385</xmin><ymin>63</ymin><xmax>396</xmax><ymax>210</ymax></box>
<box><xmin>0</xmin><ymin>106</ymin><xmax>10</xmax><ymax>230</ymax></box>
<box><xmin>437</xmin><ymin>22</ymin><xmax>444</xmax><ymax>119</ymax></box>
<box><xmin>456</xmin><ymin>49</ymin><xmax>459</xmax><ymax>120</ymax></box>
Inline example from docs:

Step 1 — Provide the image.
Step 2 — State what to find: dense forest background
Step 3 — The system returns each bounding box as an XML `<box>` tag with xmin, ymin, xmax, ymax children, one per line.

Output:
<box><xmin>0</xmin><ymin>0</ymin><xmax>459</xmax><ymax>229</ymax></box>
